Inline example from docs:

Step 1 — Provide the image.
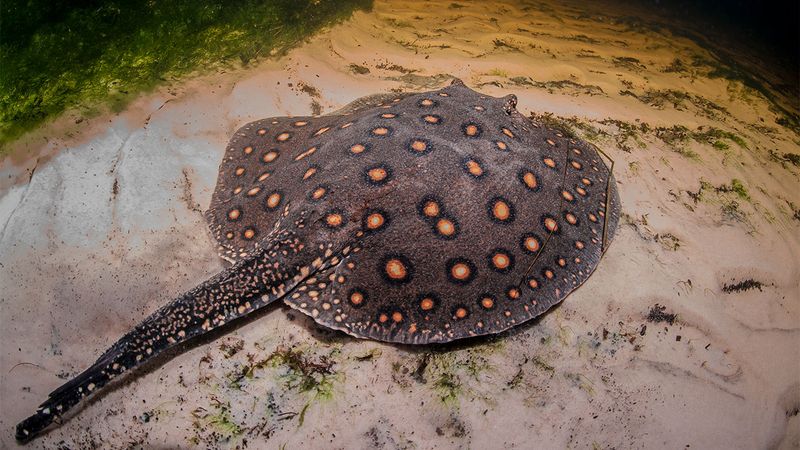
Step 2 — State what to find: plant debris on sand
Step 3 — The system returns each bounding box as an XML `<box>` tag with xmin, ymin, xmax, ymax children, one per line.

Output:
<box><xmin>722</xmin><ymin>279</ymin><xmax>764</xmax><ymax>293</ymax></box>
<box><xmin>646</xmin><ymin>304</ymin><xmax>676</xmax><ymax>325</ymax></box>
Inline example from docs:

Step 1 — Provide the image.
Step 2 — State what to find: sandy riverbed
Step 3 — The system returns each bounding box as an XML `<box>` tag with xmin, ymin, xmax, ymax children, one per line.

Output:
<box><xmin>1</xmin><ymin>1</ymin><xmax>798</xmax><ymax>448</ymax></box>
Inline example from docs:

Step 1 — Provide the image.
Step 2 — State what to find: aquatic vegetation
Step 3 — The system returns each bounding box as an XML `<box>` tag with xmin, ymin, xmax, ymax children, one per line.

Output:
<box><xmin>349</xmin><ymin>63</ymin><xmax>371</xmax><ymax>75</ymax></box>
<box><xmin>265</xmin><ymin>347</ymin><xmax>338</xmax><ymax>401</ymax></box>
<box><xmin>513</xmin><ymin>78</ymin><xmax>605</xmax><ymax>96</ymax></box>
<box><xmin>774</xmin><ymin>152</ymin><xmax>800</xmax><ymax>167</ymax></box>
<box><xmin>712</xmin><ymin>140</ymin><xmax>729</xmax><ymax>151</ymax></box>
<box><xmin>621</xmin><ymin>88</ymin><xmax>728</xmax><ymax>119</ymax></box>
<box><xmin>662</xmin><ymin>58</ymin><xmax>688</xmax><ymax>74</ymax></box>
<box><xmin>598</xmin><ymin>119</ymin><xmax>648</xmax><ymax>152</ymax></box>
<box><xmin>487</xmin><ymin>68</ymin><xmax>510</xmax><ymax>78</ymax></box>
<box><xmin>191</xmin><ymin>398</ymin><xmax>244</xmax><ymax>443</ymax></box>
<box><xmin>529</xmin><ymin>112</ymin><xmax>578</xmax><ymax>138</ymax></box>
<box><xmin>611</xmin><ymin>56</ymin><xmax>646</xmax><ymax>71</ymax></box>
<box><xmin>653</xmin><ymin>125</ymin><xmax>746</xmax><ymax>160</ymax></box>
<box><xmin>717</xmin><ymin>179</ymin><xmax>750</xmax><ymax>201</ymax></box>
<box><xmin>0</xmin><ymin>0</ymin><xmax>373</xmax><ymax>150</ymax></box>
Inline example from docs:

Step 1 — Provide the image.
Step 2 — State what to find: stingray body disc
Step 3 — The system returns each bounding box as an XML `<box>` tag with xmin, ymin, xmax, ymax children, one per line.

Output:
<box><xmin>207</xmin><ymin>80</ymin><xmax>620</xmax><ymax>344</ymax></box>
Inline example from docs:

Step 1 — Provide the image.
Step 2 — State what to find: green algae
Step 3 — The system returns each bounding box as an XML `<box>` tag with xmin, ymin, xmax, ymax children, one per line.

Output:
<box><xmin>191</xmin><ymin>398</ymin><xmax>244</xmax><ymax>443</ymax></box>
<box><xmin>0</xmin><ymin>0</ymin><xmax>373</xmax><ymax>151</ymax></box>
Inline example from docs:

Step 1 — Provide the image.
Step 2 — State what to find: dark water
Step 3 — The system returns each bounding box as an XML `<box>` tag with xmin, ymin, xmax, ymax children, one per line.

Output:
<box><xmin>634</xmin><ymin>0</ymin><xmax>799</xmax><ymax>92</ymax></box>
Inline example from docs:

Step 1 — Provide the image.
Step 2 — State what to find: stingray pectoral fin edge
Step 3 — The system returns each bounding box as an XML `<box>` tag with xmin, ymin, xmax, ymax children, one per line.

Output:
<box><xmin>15</xmin><ymin>231</ymin><xmax>349</xmax><ymax>443</ymax></box>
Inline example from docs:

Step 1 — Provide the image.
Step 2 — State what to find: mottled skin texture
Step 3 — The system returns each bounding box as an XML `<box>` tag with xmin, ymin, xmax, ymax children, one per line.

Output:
<box><xmin>16</xmin><ymin>79</ymin><xmax>619</xmax><ymax>442</ymax></box>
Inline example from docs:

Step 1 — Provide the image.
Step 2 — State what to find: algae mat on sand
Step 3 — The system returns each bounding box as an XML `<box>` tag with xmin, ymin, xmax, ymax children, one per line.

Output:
<box><xmin>0</xmin><ymin>0</ymin><xmax>373</xmax><ymax>150</ymax></box>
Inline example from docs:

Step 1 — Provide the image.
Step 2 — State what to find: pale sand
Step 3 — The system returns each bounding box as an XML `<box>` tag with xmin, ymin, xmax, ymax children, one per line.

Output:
<box><xmin>1</xmin><ymin>1</ymin><xmax>798</xmax><ymax>448</ymax></box>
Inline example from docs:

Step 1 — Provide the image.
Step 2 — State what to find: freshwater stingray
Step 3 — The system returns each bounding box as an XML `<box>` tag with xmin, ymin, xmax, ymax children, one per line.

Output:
<box><xmin>16</xmin><ymin>79</ymin><xmax>620</xmax><ymax>441</ymax></box>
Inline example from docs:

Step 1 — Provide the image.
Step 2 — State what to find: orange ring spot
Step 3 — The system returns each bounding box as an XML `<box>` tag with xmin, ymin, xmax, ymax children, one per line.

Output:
<box><xmin>312</xmin><ymin>187</ymin><xmax>326</xmax><ymax>200</ymax></box>
<box><xmin>350</xmin><ymin>291</ymin><xmax>364</xmax><ymax>305</ymax></box>
<box><xmin>366</xmin><ymin>212</ymin><xmax>385</xmax><ymax>230</ymax></box>
<box><xmin>392</xmin><ymin>311</ymin><xmax>403</xmax><ymax>323</ymax></box>
<box><xmin>423</xmin><ymin>115</ymin><xmax>439</xmax><ymax>124</ymax></box>
<box><xmin>492</xmin><ymin>253</ymin><xmax>510</xmax><ymax>269</ymax></box>
<box><xmin>466</xmin><ymin>160</ymin><xmax>483</xmax><ymax>176</ymax></box>
<box><xmin>502</xmin><ymin>128</ymin><xmax>515</xmax><ymax>138</ymax></box>
<box><xmin>420</xmin><ymin>99</ymin><xmax>434</xmax><ymax>106</ymax></box>
<box><xmin>562</xmin><ymin>190</ymin><xmax>574</xmax><ymax>201</ymax></box>
<box><xmin>437</xmin><ymin>218</ymin><xmax>455</xmax><ymax>236</ymax></box>
<box><xmin>266</xmin><ymin>193</ymin><xmax>281</xmax><ymax>209</ymax></box>
<box><xmin>244</xmin><ymin>146</ymin><xmax>253</xmax><ymax>154</ymax></box>
<box><xmin>481</xmin><ymin>297</ymin><xmax>494</xmax><ymax>309</ymax></box>
<box><xmin>465</xmin><ymin>124</ymin><xmax>479</xmax><ymax>136</ymax></box>
<box><xmin>524</xmin><ymin>236</ymin><xmax>540</xmax><ymax>252</ymax></box>
<box><xmin>420</xmin><ymin>297</ymin><xmax>435</xmax><ymax>311</ymax></box>
<box><xmin>545</xmin><ymin>270</ymin><xmax>554</xmax><ymax>279</ymax></box>
<box><xmin>350</xmin><ymin>143</ymin><xmax>366</xmax><ymax>154</ymax></box>
<box><xmin>411</xmin><ymin>140</ymin><xmax>427</xmax><ymax>152</ymax></box>
<box><xmin>385</xmin><ymin>259</ymin><xmax>408</xmax><ymax>280</ymax></box>
<box><xmin>565</xmin><ymin>213</ymin><xmax>577</xmax><ymax>225</ymax></box>
<box><xmin>454</xmin><ymin>307</ymin><xmax>468</xmax><ymax>319</ymax></box>
<box><xmin>225</xmin><ymin>232</ymin><xmax>234</xmax><ymax>240</ymax></box>
<box><xmin>528</xmin><ymin>278</ymin><xmax>538</xmax><ymax>289</ymax></box>
<box><xmin>423</xmin><ymin>201</ymin><xmax>440</xmax><ymax>217</ymax></box>
<box><xmin>496</xmin><ymin>141</ymin><xmax>508</xmax><ymax>150</ymax></box>
<box><xmin>493</xmin><ymin>200</ymin><xmax>511</xmax><ymax>221</ymax></box>
<box><xmin>368</xmin><ymin>167</ymin><xmax>387</xmax><ymax>182</ymax></box>
<box><xmin>576</xmin><ymin>187</ymin><xmax>587</xmax><ymax>196</ymax></box>
<box><xmin>544</xmin><ymin>217</ymin><xmax>558</xmax><ymax>232</ymax></box>
<box><xmin>263</xmin><ymin>151</ymin><xmax>278</xmax><ymax>163</ymax></box>
<box><xmin>507</xmin><ymin>288</ymin><xmax>520</xmax><ymax>299</ymax></box>
<box><xmin>571</xmin><ymin>161</ymin><xmax>582</xmax><ymax>170</ymax></box>
<box><xmin>575</xmin><ymin>240</ymin><xmax>585</xmax><ymax>249</ymax></box>
<box><xmin>379</xmin><ymin>313</ymin><xmax>389</xmax><ymax>323</ymax></box>
<box><xmin>543</xmin><ymin>157</ymin><xmax>556</xmax><ymax>168</ymax></box>
<box><xmin>326</xmin><ymin>213</ymin><xmax>343</xmax><ymax>227</ymax></box>
<box><xmin>243</xmin><ymin>229</ymin><xmax>255</xmax><ymax>240</ymax></box>
<box><xmin>228</xmin><ymin>209</ymin><xmax>240</xmax><ymax>220</ymax></box>
<box><xmin>451</xmin><ymin>263</ymin><xmax>471</xmax><ymax>280</ymax></box>
<box><xmin>372</xmin><ymin>127</ymin><xmax>389</xmax><ymax>136</ymax></box>
<box><xmin>522</xmin><ymin>172</ymin><xmax>538</xmax><ymax>189</ymax></box>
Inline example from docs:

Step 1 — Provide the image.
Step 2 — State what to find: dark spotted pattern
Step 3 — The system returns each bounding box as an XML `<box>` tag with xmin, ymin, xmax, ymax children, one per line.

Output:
<box><xmin>16</xmin><ymin>79</ymin><xmax>620</xmax><ymax>442</ymax></box>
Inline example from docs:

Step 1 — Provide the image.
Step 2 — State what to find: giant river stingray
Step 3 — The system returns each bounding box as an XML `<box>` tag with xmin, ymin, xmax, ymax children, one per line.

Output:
<box><xmin>16</xmin><ymin>79</ymin><xmax>620</xmax><ymax>441</ymax></box>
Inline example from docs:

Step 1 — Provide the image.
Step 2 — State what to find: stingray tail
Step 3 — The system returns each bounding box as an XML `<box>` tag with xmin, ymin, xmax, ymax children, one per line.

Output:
<box><xmin>15</xmin><ymin>225</ymin><xmax>330</xmax><ymax>442</ymax></box>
